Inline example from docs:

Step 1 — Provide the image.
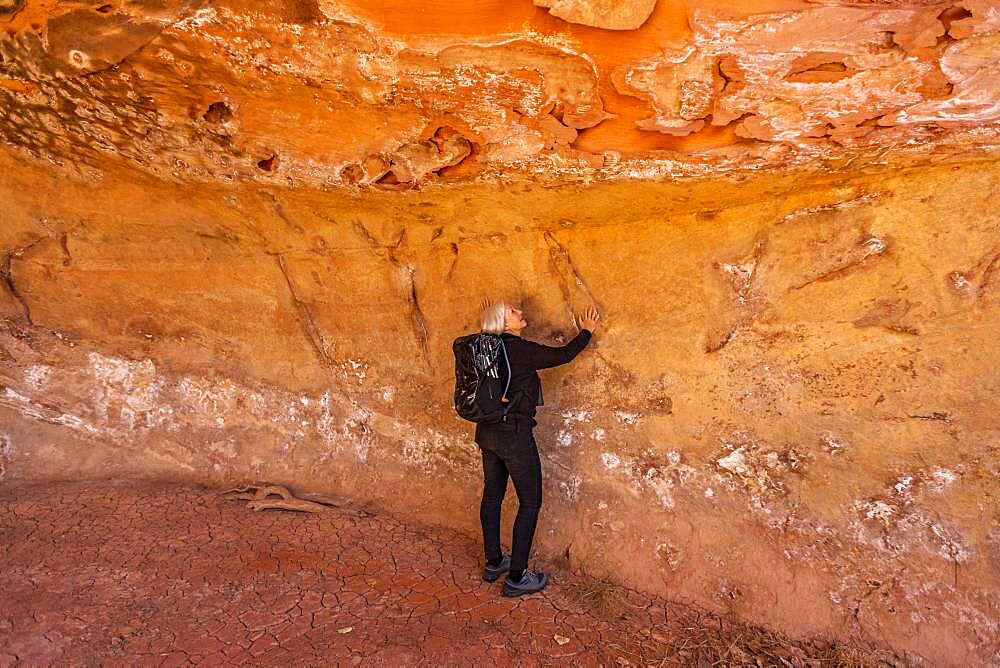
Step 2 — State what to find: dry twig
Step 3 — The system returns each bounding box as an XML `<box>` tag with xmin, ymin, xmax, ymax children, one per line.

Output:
<box><xmin>221</xmin><ymin>482</ymin><xmax>355</xmax><ymax>513</ymax></box>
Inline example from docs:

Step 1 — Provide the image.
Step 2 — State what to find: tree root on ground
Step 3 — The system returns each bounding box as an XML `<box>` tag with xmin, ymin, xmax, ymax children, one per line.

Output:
<box><xmin>221</xmin><ymin>482</ymin><xmax>365</xmax><ymax>515</ymax></box>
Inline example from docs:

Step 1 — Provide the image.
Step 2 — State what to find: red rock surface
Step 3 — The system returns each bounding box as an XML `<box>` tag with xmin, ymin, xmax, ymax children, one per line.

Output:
<box><xmin>0</xmin><ymin>480</ymin><xmax>900</xmax><ymax>666</ymax></box>
<box><xmin>2</xmin><ymin>0</ymin><xmax>1000</xmax><ymax>665</ymax></box>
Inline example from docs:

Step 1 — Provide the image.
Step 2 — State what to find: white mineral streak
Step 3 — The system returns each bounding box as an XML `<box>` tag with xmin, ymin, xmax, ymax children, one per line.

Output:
<box><xmin>601</xmin><ymin>452</ymin><xmax>621</xmax><ymax>470</ymax></box>
<box><xmin>613</xmin><ymin>410</ymin><xmax>641</xmax><ymax>425</ymax></box>
<box><xmin>929</xmin><ymin>468</ymin><xmax>958</xmax><ymax>493</ymax></box>
<box><xmin>558</xmin><ymin>409</ymin><xmax>592</xmax><ymax>448</ymax></box>
<box><xmin>560</xmin><ymin>474</ymin><xmax>583</xmax><ymax>501</ymax></box>
<box><xmin>23</xmin><ymin>365</ymin><xmax>53</xmax><ymax>390</ymax></box>
<box><xmin>1</xmin><ymin>387</ymin><xmax>100</xmax><ymax>434</ymax></box>
<box><xmin>7</xmin><ymin>352</ymin><xmax>481</xmax><ymax>476</ymax></box>
<box><xmin>717</xmin><ymin>448</ymin><xmax>748</xmax><ymax>475</ymax></box>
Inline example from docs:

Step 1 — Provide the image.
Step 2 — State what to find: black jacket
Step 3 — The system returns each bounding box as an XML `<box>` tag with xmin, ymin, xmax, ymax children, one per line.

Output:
<box><xmin>474</xmin><ymin>329</ymin><xmax>592</xmax><ymax>441</ymax></box>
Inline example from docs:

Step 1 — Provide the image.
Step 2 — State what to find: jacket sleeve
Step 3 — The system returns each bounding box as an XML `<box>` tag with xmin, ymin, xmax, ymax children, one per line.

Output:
<box><xmin>521</xmin><ymin>329</ymin><xmax>592</xmax><ymax>370</ymax></box>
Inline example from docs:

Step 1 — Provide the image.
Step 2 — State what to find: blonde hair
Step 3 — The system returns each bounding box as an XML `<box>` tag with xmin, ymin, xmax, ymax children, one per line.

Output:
<box><xmin>480</xmin><ymin>302</ymin><xmax>507</xmax><ymax>334</ymax></box>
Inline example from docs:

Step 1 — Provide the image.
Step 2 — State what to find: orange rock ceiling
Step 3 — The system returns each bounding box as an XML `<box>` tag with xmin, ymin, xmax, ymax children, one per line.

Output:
<box><xmin>2</xmin><ymin>0</ymin><xmax>1000</xmax><ymax>184</ymax></box>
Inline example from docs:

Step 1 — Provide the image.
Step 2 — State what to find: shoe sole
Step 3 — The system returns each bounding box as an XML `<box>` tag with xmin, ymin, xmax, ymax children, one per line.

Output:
<box><xmin>501</xmin><ymin>578</ymin><xmax>548</xmax><ymax>597</ymax></box>
<box><xmin>482</xmin><ymin>571</ymin><xmax>505</xmax><ymax>583</ymax></box>
<box><xmin>501</xmin><ymin>585</ymin><xmax>546</xmax><ymax>597</ymax></box>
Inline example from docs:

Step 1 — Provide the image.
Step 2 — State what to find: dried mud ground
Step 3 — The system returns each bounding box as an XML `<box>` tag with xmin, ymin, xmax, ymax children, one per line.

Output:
<box><xmin>0</xmin><ymin>480</ymin><xmax>904</xmax><ymax>667</ymax></box>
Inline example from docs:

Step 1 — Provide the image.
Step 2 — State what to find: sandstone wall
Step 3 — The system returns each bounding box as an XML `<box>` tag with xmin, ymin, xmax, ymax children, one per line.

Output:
<box><xmin>3</xmin><ymin>151</ymin><xmax>999</xmax><ymax>664</ymax></box>
<box><xmin>2</xmin><ymin>0</ymin><xmax>999</xmax><ymax>664</ymax></box>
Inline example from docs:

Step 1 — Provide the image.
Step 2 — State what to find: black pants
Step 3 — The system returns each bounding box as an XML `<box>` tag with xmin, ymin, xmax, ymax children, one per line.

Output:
<box><xmin>476</xmin><ymin>419</ymin><xmax>542</xmax><ymax>574</ymax></box>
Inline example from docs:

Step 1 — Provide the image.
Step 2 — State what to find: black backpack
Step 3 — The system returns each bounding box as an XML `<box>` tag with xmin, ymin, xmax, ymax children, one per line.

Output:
<box><xmin>453</xmin><ymin>333</ymin><xmax>517</xmax><ymax>423</ymax></box>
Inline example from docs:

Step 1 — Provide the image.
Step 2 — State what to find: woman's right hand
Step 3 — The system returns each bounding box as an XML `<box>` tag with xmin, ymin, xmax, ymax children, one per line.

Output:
<box><xmin>579</xmin><ymin>305</ymin><xmax>601</xmax><ymax>331</ymax></box>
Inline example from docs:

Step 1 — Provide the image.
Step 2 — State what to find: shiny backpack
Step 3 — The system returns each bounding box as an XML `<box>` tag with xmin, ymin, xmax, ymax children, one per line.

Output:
<box><xmin>453</xmin><ymin>333</ymin><xmax>515</xmax><ymax>423</ymax></box>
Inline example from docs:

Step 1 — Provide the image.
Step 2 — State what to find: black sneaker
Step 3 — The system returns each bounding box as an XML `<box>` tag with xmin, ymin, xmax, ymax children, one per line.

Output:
<box><xmin>482</xmin><ymin>553</ymin><xmax>510</xmax><ymax>582</ymax></box>
<box><xmin>502</xmin><ymin>569</ymin><xmax>548</xmax><ymax>597</ymax></box>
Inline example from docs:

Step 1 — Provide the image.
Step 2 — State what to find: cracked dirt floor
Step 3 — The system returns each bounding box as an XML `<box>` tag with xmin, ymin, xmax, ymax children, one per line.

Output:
<box><xmin>0</xmin><ymin>480</ymin><xmax>895</xmax><ymax>667</ymax></box>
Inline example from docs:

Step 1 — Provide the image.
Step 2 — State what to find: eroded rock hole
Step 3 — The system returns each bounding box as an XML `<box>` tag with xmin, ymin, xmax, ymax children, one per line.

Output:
<box><xmin>257</xmin><ymin>154</ymin><xmax>277</xmax><ymax>171</ymax></box>
<box><xmin>203</xmin><ymin>101</ymin><xmax>232</xmax><ymax>125</ymax></box>
<box><xmin>785</xmin><ymin>61</ymin><xmax>852</xmax><ymax>84</ymax></box>
<box><xmin>340</xmin><ymin>163</ymin><xmax>365</xmax><ymax>185</ymax></box>
<box><xmin>280</xmin><ymin>0</ymin><xmax>323</xmax><ymax>24</ymax></box>
<box><xmin>339</xmin><ymin>155</ymin><xmax>391</xmax><ymax>185</ymax></box>
<box><xmin>548</xmin><ymin>101</ymin><xmax>566</xmax><ymax>123</ymax></box>
<box><xmin>812</xmin><ymin>62</ymin><xmax>845</xmax><ymax>73</ymax></box>
<box><xmin>938</xmin><ymin>5</ymin><xmax>973</xmax><ymax>35</ymax></box>
<box><xmin>871</xmin><ymin>30</ymin><xmax>896</xmax><ymax>52</ymax></box>
<box><xmin>429</xmin><ymin>126</ymin><xmax>477</xmax><ymax>179</ymax></box>
<box><xmin>436</xmin><ymin>144</ymin><xmax>478</xmax><ymax>179</ymax></box>
<box><xmin>430</xmin><ymin>125</ymin><xmax>460</xmax><ymax>151</ymax></box>
<box><xmin>375</xmin><ymin>170</ymin><xmax>400</xmax><ymax>185</ymax></box>
<box><xmin>95</xmin><ymin>4</ymin><xmax>113</xmax><ymax>13</ymax></box>
<box><xmin>0</xmin><ymin>0</ymin><xmax>25</xmax><ymax>18</ymax></box>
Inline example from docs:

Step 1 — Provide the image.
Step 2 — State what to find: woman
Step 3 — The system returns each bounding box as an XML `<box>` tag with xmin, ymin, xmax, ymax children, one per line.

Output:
<box><xmin>475</xmin><ymin>299</ymin><xmax>600</xmax><ymax>596</ymax></box>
